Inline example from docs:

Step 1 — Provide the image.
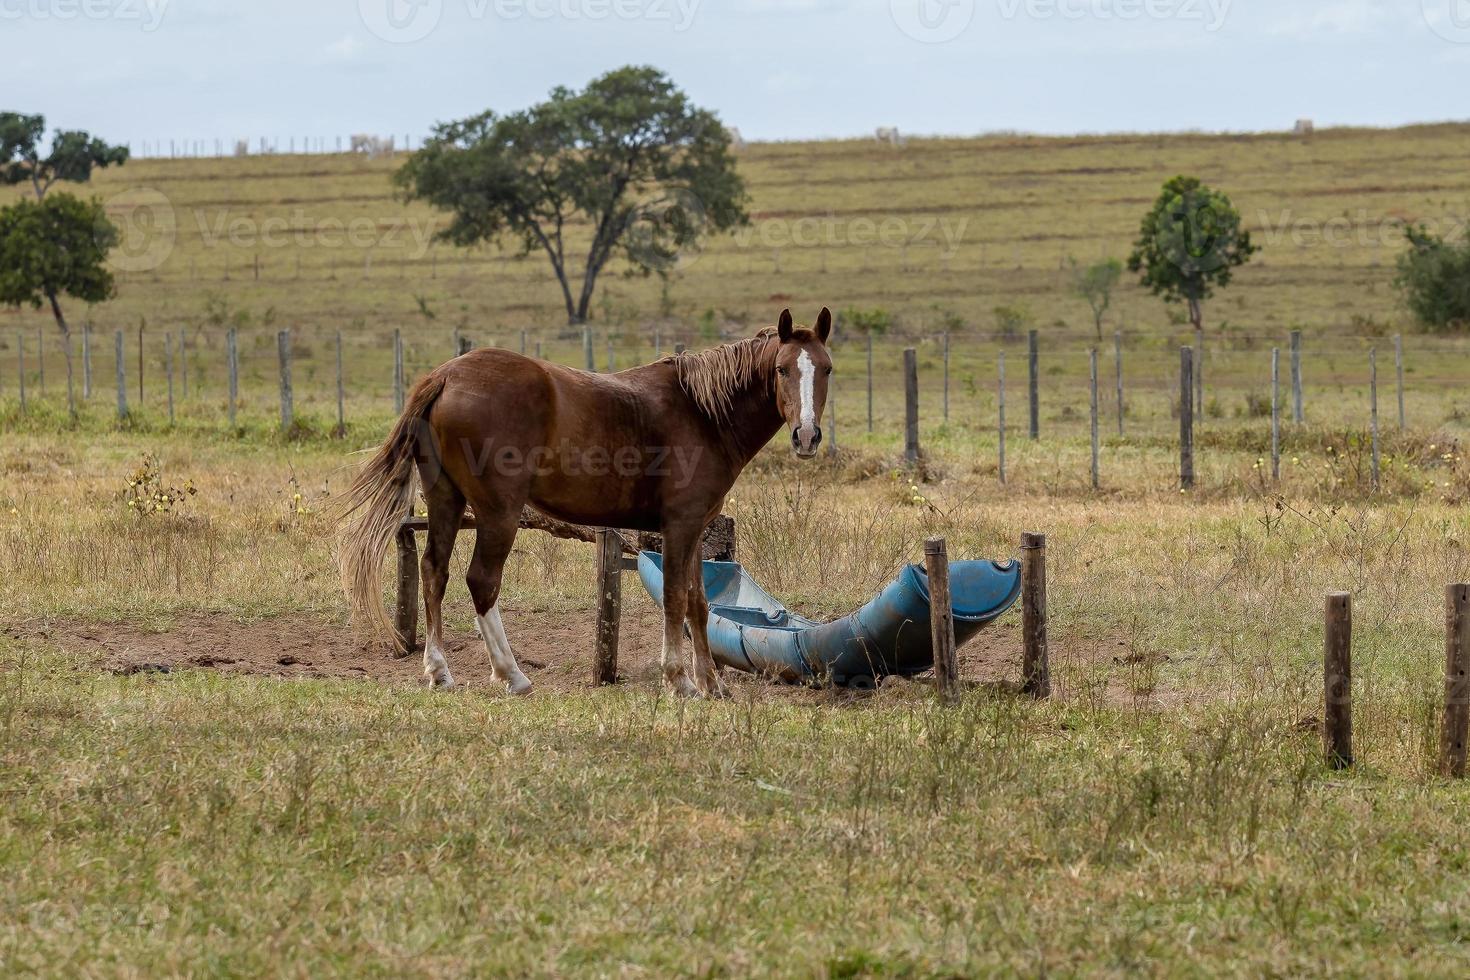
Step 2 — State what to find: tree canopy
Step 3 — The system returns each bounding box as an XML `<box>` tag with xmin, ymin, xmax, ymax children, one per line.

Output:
<box><xmin>0</xmin><ymin>112</ymin><xmax>130</xmax><ymax>199</ymax></box>
<box><xmin>1127</xmin><ymin>175</ymin><xmax>1257</xmax><ymax>331</ymax></box>
<box><xmin>1070</xmin><ymin>257</ymin><xmax>1122</xmax><ymax>341</ymax></box>
<box><xmin>0</xmin><ymin>193</ymin><xmax>117</xmax><ymax>335</ymax></box>
<box><xmin>1394</xmin><ymin>225</ymin><xmax>1470</xmax><ymax>332</ymax></box>
<box><xmin>395</xmin><ymin>66</ymin><xmax>748</xmax><ymax>324</ymax></box>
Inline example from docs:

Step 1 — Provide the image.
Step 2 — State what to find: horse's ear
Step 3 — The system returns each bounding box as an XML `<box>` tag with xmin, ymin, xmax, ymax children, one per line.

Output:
<box><xmin>777</xmin><ymin>309</ymin><xmax>794</xmax><ymax>343</ymax></box>
<box><xmin>814</xmin><ymin>308</ymin><xmax>832</xmax><ymax>344</ymax></box>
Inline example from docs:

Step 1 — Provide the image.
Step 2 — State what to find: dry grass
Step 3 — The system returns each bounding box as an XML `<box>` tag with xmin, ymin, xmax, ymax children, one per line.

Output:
<box><xmin>5</xmin><ymin>122</ymin><xmax>1470</xmax><ymax>971</ymax></box>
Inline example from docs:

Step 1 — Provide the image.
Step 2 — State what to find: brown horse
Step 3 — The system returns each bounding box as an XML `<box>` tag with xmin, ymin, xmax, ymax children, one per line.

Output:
<box><xmin>340</xmin><ymin>308</ymin><xmax>833</xmax><ymax>697</ymax></box>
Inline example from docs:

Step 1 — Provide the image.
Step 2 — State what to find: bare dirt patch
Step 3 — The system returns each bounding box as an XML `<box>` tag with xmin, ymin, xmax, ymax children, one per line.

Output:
<box><xmin>6</xmin><ymin>608</ymin><xmax>1167</xmax><ymax>704</ymax></box>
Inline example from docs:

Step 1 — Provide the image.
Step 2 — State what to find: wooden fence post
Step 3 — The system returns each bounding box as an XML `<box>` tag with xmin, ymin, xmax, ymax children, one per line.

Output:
<box><xmin>583</xmin><ymin>326</ymin><xmax>594</xmax><ymax>371</ymax></box>
<box><xmin>165</xmin><ymin>332</ymin><xmax>175</xmax><ymax>424</ymax></box>
<box><xmin>1114</xmin><ymin>329</ymin><xmax>1124</xmax><ymax>436</ymax></box>
<box><xmin>1370</xmin><ymin>348</ymin><xmax>1380</xmax><ymax>492</ymax></box>
<box><xmin>393</xmin><ymin>329</ymin><xmax>405</xmax><ymax>413</ymax></box>
<box><xmin>654</xmin><ymin>329</ymin><xmax>661</xmax><ymax>357</ymax></box>
<box><xmin>394</xmin><ymin>524</ymin><xmax>420</xmax><ymax>655</ymax></box>
<box><xmin>535</xmin><ymin>340</ymin><xmax>542</xmax><ymax>360</ymax></box>
<box><xmin>1440</xmin><ymin>584</ymin><xmax>1470</xmax><ymax>778</ymax></box>
<box><xmin>1324</xmin><ymin>591</ymin><xmax>1353</xmax><ymax>769</ymax></box>
<box><xmin>1193</xmin><ymin>325</ymin><xmax>1204</xmax><ymax>416</ymax></box>
<box><xmin>593</xmin><ymin>529</ymin><xmax>622</xmax><ymax>686</ymax></box>
<box><xmin>1394</xmin><ymin>333</ymin><xmax>1405</xmax><ymax>431</ymax></box>
<box><xmin>227</xmin><ymin>328</ymin><xmax>239</xmax><ymax>429</ymax></box>
<box><xmin>1027</xmin><ymin>329</ymin><xmax>1039</xmax><ymax>440</ymax></box>
<box><xmin>903</xmin><ymin>347</ymin><xmax>920</xmax><ymax>465</ymax></box>
<box><xmin>866</xmin><ymin>330</ymin><xmax>874</xmax><ymax>434</ymax></box>
<box><xmin>1180</xmin><ymin>347</ymin><xmax>1194</xmax><ymax>491</ymax></box>
<box><xmin>607</xmin><ymin>338</ymin><xmax>615</xmax><ymax>372</ymax></box>
<box><xmin>1021</xmin><ymin>531</ymin><xmax>1050</xmax><ymax>698</ymax></box>
<box><xmin>82</xmin><ymin>323</ymin><xmax>92</xmax><ymax>399</ymax></box>
<box><xmin>674</xmin><ymin>342</ymin><xmax>686</xmax><ymax>355</ymax></box>
<box><xmin>335</xmin><ymin>330</ymin><xmax>346</xmax><ymax>439</ymax></box>
<box><xmin>942</xmin><ymin>329</ymin><xmax>950</xmax><ymax>421</ymax></box>
<box><xmin>520</xmin><ymin>329</ymin><xmax>527</xmax><ymax>355</ymax></box>
<box><xmin>1089</xmin><ymin>348</ymin><xmax>1100</xmax><ymax>490</ymax></box>
<box><xmin>1290</xmin><ymin>330</ymin><xmax>1303</xmax><ymax>423</ymax></box>
<box><xmin>16</xmin><ymin>332</ymin><xmax>25</xmax><ymax>413</ymax></box>
<box><xmin>64</xmin><ymin>333</ymin><xmax>75</xmax><ymax>418</ymax></box>
<box><xmin>114</xmin><ymin>330</ymin><xmax>127</xmax><ymax>419</ymax></box>
<box><xmin>457</xmin><ymin>335</ymin><xmax>473</xmax><ymax>357</ymax></box>
<box><xmin>925</xmin><ymin>537</ymin><xmax>958</xmax><ymax>700</ymax></box>
<box><xmin>37</xmin><ymin>325</ymin><xmax>44</xmax><ymax>397</ymax></box>
<box><xmin>179</xmin><ymin>329</ymin><xmax>188</xmax><ymax>400</ymax></box>
<box><xmin>1271</xmin><ymin>347</ymin><xmax>1281</xmax><ymax>482</ymax></box>
<box><xmin>277</xmin><ymin>329</ymin><xmax>293</xmax><ymax>433</ymax></box>
<box><xmin>827</xmin><ymin>378</ymin><xmax>838</xmax><ymax>456</ymax></box>
<box><xmin>997</xmin><ymin>351</ymin><xmax>1007</xmax><ymax>485</ymax></box>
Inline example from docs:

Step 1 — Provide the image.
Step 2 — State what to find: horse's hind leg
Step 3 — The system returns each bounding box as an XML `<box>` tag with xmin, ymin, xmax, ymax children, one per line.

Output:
<box><xmin>420</xmin><ymin>470</ymin><xmax>466</xmax><ymax>689</ymax></box>
<box><xmin>686</xmin><ymin>580</ymin><xmax>729</xmax><ymax>699</ymax></box>
<box><xmin>465</xmin><ymin>501</ymin><xmax>533</xmax><ymax>696</ymax></box>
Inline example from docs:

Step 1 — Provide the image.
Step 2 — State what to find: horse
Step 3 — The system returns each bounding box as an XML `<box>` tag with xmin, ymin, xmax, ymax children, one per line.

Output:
<box><xmin>339</xmin><ymin>308</ymin><xmax>833</xmax><ymax>698</ymax></box>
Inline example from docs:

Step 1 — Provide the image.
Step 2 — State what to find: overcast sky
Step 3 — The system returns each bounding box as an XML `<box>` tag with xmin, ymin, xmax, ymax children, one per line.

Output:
<box><xmin>4</xmin><ymin>0</ymin><xmax>1469</xmax><ymax>148</ymax></box>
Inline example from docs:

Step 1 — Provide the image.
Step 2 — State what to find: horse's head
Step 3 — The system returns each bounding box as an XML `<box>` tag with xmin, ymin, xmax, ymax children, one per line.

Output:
<box><xmin>772</xmin><ymin>308</ymin><xmax>833</xmax><ymax>458</ymax></box>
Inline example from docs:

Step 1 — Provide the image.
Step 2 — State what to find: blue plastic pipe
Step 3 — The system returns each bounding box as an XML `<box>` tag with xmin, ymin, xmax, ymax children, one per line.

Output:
<box><xmin>637</xmin><ymin>552</ymin><xmax>1021</xmax><ymax>687</ymax></box>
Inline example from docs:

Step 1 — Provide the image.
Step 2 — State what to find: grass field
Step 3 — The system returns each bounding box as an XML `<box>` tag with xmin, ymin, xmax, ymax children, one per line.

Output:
<box><xmin>5</xmin><ymin>126</ymin><xmax>1470</xmax><ymax>975</ymax></box>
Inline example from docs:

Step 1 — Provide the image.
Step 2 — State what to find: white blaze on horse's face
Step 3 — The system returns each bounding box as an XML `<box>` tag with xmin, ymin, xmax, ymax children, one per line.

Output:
<box><xmin>774</xmin><ymin>307</ymin><xmax>834</xmax><ymax>458</ymax></box>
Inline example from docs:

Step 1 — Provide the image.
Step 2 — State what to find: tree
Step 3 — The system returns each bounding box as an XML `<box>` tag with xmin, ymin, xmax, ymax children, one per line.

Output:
<box><xmin>1070</xmin><ymin>257</ymin><xmax>1122</xmax><ymax>341</ymax></box>
<box><xmin>1</xmin><ymin>112</ymin><xmax>130</xmax><ymax>200</ymax></box>
<box><xmin>1127</xmin><ymin>175</ymin><xmax>1257</xmax><ymax>332</ymax></box>
<box><xmin>0</xmin><ymin>193</ymin><xmax>118</xmax><ymax>413</ymax></box>
<box><xmin>839</xmin><ymin>307</ymin><xmax>893</xmax><ymax>336</ymax></box>
<box><xmin>395</xmin><ymin>66</ymin><xmax>748</xmax><ymax>324</ymax></box>
<box><xmin>1394</xmin><ymin>225</ymin><xmax>1470</xmax><ymax>332</ymax></box>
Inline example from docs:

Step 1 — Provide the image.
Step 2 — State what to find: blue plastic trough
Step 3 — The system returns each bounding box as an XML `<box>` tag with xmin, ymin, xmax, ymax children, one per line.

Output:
<box><xmin>636</xmin><ymin>552</ymin><xmax>1022</xmax><ymax>687</ymax></box>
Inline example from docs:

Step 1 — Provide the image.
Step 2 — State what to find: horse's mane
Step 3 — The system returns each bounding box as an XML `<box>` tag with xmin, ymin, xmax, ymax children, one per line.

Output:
<box><xmin>669</xmin><ymin>328</ymin><xmax>779</xmax><ymax>420</ymax></box>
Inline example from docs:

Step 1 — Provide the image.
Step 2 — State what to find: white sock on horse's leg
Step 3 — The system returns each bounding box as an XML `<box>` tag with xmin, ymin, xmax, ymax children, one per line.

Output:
<box><xmin>476</xmin><ymin>604</ymin><xmax>533</xmax><ymax>695</ymax></box>
<box><xmin>423</xmin><ymin>637</ymin><xmax>455</xmax><ymax>689</ymax></box>
<box><xmin>661</xmin><ymin>629</ymin><xmax>700</xmax><ymax>697</ymax></box>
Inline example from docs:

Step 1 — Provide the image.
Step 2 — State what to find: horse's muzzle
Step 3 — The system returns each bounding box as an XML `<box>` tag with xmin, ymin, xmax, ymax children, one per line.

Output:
<box><xmin>791</xmin><ymin>425</ymin><xmax>822</xmax><ymax>458</ymax></box>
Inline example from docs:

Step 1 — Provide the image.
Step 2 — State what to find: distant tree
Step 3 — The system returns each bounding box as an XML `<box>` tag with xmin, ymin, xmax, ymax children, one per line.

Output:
<box><xmin>1128</xmin><ymin>175</ymin><xmax>1256</xmax><ymax>332</ymax></box>
<box><xmin>0</xmin><ymin>193</ymin><xmax>119</xmax><ymax>413</ymax></box>
<box><xmin>1394</xmin><ymin>225</ymin><xmax>1470</xmax><ymax>332</ymax></box>
<box><xmin>1070</xmin><ymin>257</ymin><xmax>1122</xmax><ymax>341</ymax></box>
<box><xmin>0</xmin><ymin>112</ymin><xmax>130</xmax><ymax>200</ymax></box>
<box><xmin>839</xmin><ymin>307</ymin><xmax>893</xmax><ymax>336</ymax></box>
<box><xmin>992</xmin><ymin>303</ymin><xmax>1033</xmax><ymax>341</ymax></box>
<box><xmin>395</xmin><ymin>66</ymin><xmax>748</xmax><ymax>324</ymax></box>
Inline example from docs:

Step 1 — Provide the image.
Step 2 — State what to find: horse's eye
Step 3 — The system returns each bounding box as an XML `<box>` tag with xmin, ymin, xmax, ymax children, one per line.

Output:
<box><xmin>777</xmin><ymin>367</ymin><xmax>787</xmax><ymax>377</ymax></box>
<box><xmin>825</xmin><ymin>367</ymin><xmax>833</xmax><ymax>376</ymax></box>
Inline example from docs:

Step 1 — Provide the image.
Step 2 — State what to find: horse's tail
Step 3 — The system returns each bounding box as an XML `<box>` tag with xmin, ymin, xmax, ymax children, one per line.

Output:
<box><xmin>338</xmin><ymin>372</ymin><xmax>447</xmax><ymax>652</ymax></box>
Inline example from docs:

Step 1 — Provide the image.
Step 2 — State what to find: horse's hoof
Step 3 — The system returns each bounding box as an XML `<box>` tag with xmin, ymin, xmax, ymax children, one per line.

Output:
<box><xmin>507</xmin><ymin>676</ymin><xmax>534</xmax><ymax>696</ymax></box>
<box><xmin>665</xmin><ymin>676</ymin><xmax>702</xmax><ymax>699</ymax></box>
<box><xmin>426</xmin><ymin>670</ymin><xmax>456</xmax><ymax>690</ymax></box>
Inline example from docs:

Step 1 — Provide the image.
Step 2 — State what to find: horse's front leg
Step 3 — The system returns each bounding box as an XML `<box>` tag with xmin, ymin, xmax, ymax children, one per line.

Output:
<box><xmin>658</xmin><ymin>526</ymin><xmax>702</xmax><ymax>698</ymax></box>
